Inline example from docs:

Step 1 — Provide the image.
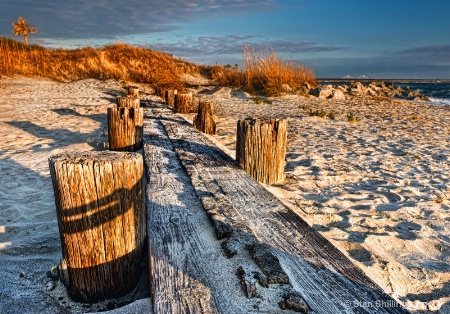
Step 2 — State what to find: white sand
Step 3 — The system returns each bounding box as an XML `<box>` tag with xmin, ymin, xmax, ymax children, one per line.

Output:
<box><xmin>0</xmin><ymin>77</ymin><xmax>152</xmax><ymax>313</ymax></box>
<box><xmin>196</xmin><ymin>88</ymin><xmax>450</xmax><ymax>313</ymax></box>
<box><xmin>1</xmin><ymin>76</ymin><xmax>450</xmax><ymax>313</ymax></box>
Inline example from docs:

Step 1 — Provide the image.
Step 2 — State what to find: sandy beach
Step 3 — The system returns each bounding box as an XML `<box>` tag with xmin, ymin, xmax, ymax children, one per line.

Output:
<box><xmin>1</xmin><ymin>76</ymin><xmax>450</xmax><ymax>313</ymax></box>
<box><xmin>196</xmin><ymin>87</ymin><xmax>450</xmax><ymax>312</ymax></box>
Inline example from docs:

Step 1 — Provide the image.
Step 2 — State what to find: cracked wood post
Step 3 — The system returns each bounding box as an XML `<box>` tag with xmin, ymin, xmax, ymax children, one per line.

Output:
<box><xmin>127</xmin><ymin>86</ymin><xmax>139</xmax><ymax>98</ymax></box>
<box><xmin>108</xmin><ymin>107</ymin><xmax>143</xmax><ymax>152</ymax></box>
<box><xmin>165</xmin><ymin>90</ymin><xmax>177</xmax><ymax>107</ymax></box>
<box><xmin>116</xmin><ymin>96</ymin><xmax>140</xmax><ymax>108</ymax></box>
<box><xmin>174</xmin><ymin>93</ymin><xmax>193</xmax><ymax>113</ymax></box>
<box><xmin>236</xmin><ymin>118</ymin><xmax>287</xmax><ymax>185</ymax></box>
<box><xmin>193</xmin><ymin>101</ymin><xmax>216</xmax><ymax>135</ymax></box>
<box><xmin>48</xmin><ymin>151</ymin><xmax>146</xmax><ymax>303</ymax></box>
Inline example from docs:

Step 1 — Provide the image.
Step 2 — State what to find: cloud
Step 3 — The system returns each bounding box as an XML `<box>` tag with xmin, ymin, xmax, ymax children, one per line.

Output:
<box><xmin>1</xmin><ymin>0</ymin><xmax>276</xmax><ymax>39</ymax></box>
<box><xmin>144</xmin><ymin>35</ymin><xmax>344</xmax><ymax>64</ymax></box>
<box><xmin>397</xmin><ymin>44</ymin><xmax>450</xmax><ymax>66</ymax></box>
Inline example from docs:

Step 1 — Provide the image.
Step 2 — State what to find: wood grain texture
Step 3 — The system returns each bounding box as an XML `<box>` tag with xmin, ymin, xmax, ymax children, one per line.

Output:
<box><xmin>48</xmin><ymin>151</ymin><xmax>146</xmax><ymax>302</ymax></box>
<box><xmin>108</xmin><ymin>107</ymin><xmax>143</xmax><ymax>152</ymax></box>
<box><xmin>174</xmin><ymin>93</ymin><xmax>193</xmax><ymax>113</ymax></box>
<box><xmin>144</xmin><ymin>100</ymin><xmax>408</xmax><ymax>313</ymax></box>
<box><xmin>127</xmin><ymin>86</ymin><xmax>139</xmax><ymax>98</ymax></box>
<box><xmin>236</xmin><ymin>118</ymin><xmax>287</xmax><ymax>185</ymax></box>
<box><xmin>193</xmin><ymin>101</ymin><xmax>217</xmax><ymax>135</ymax></box>
<box><xmin>164</xmin><ymin>90</ymin><xmax>177</xmax><ymax>107</ymax></box>
<box><xmin>116</xmin><ymin>96</ymin><xmax>140</xmax><ymax>108</ymax></box>
<box><xmin>143</xmin><ymin>105</ymin><xmax>296</xmax><ymax>314</ymax></box>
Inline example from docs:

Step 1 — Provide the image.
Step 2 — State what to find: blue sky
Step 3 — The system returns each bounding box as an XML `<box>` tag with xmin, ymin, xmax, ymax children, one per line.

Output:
<box><xmin>2</xmin><ymin>0</ymin><xmax>450</xmax><ymax>78</ymax></box>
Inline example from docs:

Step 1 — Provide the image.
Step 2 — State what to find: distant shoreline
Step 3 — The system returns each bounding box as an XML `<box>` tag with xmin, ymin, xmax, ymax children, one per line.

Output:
<box><xmin>318</xmin><ymin>78</ymin><xmax>450</xmax><ymax>83</ymax></box>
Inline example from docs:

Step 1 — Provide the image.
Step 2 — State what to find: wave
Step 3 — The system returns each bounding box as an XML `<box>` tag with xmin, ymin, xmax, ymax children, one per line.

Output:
<box><xmin>430</xmin><ymin>97</ymin><xmax>450</xmax><ymax>106</ymax></box>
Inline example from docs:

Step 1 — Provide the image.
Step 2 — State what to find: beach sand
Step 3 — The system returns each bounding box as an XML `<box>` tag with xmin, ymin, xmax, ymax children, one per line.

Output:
<box><xmin>0</xmin><ymin>76</ymin><xmax>449</xmax><ymax>313</ymax></box>
<box><xmin>195</xmin><ymin>87</ymin><xmax>450</xmax><ymax>312</ymax></box>
<box><xmin>0</xmin><ymin>77</ymin><xmax>152</xmax><ymax>313</ymax></box>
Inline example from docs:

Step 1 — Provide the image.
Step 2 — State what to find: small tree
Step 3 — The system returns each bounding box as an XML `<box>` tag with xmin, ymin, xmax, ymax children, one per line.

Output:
<box><xmin>12</xmin><ymin>17</ymin><xmax>37</xmax><ymax>45</ymax></box>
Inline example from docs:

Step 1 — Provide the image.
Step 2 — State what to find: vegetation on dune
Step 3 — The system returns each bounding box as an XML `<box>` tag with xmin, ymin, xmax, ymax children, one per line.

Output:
<box><xmin>0</xmin><ymin>37</ymin><xmax>317</xmax><ymax>96</ymax></box>
<box><xmin>0</xmin><ymin>37</ymin><xmax>186</xmax><ymax>91</ymax></box>
<box><xmin>12</xmin><ymin>17</ymin><xmax>37</xmax><ymax>45</ymax></box>
<box><xmin>210</xmin><ymin>45</ymin><xmax>317</xmax><ymax>96</ymax></box>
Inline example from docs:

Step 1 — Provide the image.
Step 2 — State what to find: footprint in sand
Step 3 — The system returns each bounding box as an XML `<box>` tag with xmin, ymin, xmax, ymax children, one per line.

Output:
<box><xmin>394</xmin><ymin>221</ymin><xmax>422</xmax><ymax>240</ymax></box>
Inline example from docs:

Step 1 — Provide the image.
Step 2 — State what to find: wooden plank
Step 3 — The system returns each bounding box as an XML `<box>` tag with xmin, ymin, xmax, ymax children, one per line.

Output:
<box><xmin>145</xmin><ymin>101</ymin><xmax>409</xmax><ymax>314</ymax></box>
<box><xmin>143</xmin><ymin>105</ymin><xmax>292</xmax><ymax>313</ymax></box>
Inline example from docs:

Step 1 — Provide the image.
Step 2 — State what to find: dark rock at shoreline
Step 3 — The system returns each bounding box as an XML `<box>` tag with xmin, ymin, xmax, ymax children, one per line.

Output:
<box><xmin>308</xmin><ymin>81</ymin><xmax>430</xmax><ymax>101</ymax></box>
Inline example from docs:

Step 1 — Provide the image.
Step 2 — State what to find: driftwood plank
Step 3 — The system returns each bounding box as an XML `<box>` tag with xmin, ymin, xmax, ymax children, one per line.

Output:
<box><xmin>143</xmin><ymin>106</ymin><xmax>290</xmax><ymax>313</ymax></box>
<box><xmin>149</xmin><ymin>102</ymin><xmax>408</xmax><ymax>314</ymax></box>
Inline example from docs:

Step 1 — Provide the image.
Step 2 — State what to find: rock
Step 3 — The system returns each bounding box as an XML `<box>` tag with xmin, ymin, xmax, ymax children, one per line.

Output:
<box><xmin>310</xmin><ymin>85</ymin><xmax>334</xmax><ymax>99</ymax></box>
<box><xmin>350</xmin><ymin>82</ymin><xmax>367</xmax><ymax>95</ymax></box>
<box><xmin>329</xmin><ymin>89</ymin><xmax>345</xmax><ymax>100</ymax></box>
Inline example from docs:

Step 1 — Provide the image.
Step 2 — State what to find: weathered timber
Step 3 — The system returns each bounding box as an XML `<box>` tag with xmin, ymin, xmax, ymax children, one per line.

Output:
<box><xmin>248</xmin><ymin>243</ymin><xmax>289</xmax><ymax>284</ymax></box>
<box><xmin>48</xmin><ymin>151</ymin><xmax>146</xmax><ymax>303</ymax></box>
<box><xmin>143</xmin><ymin>104</ymin><xmax>293</xmax><ymax>313</ymax></box>
<box><xmin>164</xmin><ymin>90</ymin><xmax>177</xmax><ymax>107</ymax></box>
<box><xmin>174</xmin><ymin>93</ymin><xmax>193</xmax><ymax>113</ymax></box>
<box><xmin>116</xmin><ymin>96</ymin><xmax>140</xmax><ymax>108</ymax></box>
<box><xmin>193</xmin><ymin>101</ymin><xmax>217</xmax><ymax>135</ymax></box>
<box><xmin>157</xmin><ymin>88</ymin><xmax>166</xmax><ymax>101</ymax></box>
<box><xmin>127</xmin><ymin>86</ymin><xmax>139</xmax><ymax>98</ymax></box>
<box><xmin>108</xmin><ymin>107</ymin><xmax>143</xmax><ymax>152</ymax></box>
<box><xmin>145</xmin><ymin>101</ymin><xmax>408</xmax><ymax>313</ymax></box>
<box><xmin>236</xmin><ymin>118</ymin><xmax>287</xmax><ymax>185</ymax></box>
<box><xmin>279</xmin><ymin>290</ymin><xmax>310</xmax><ymax>313</ymax></box>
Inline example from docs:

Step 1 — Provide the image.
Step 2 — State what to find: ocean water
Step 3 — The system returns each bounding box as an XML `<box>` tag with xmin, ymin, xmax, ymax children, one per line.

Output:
<box><xmin>394</xmin><ymin>82</ymin><xmax>450</xmax><ymax>106</ymax></box>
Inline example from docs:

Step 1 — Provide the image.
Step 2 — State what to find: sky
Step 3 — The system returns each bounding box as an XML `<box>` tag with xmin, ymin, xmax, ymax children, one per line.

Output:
<box><xmin>2</xmin><ymin>0</ymin><xmax>450</xmax><ymax>79</ymax></box>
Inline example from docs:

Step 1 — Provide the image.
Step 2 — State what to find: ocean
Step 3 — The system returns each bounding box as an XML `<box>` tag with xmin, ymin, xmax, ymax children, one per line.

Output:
<box><xmin>394</xmin><ymin>82</ymin><xmax>450</xmax><ymax>106</ymax></box>
<box><xmin>319</xmin><ymin>81</ymin><xmax>450</xmax><ymax>106</ymax></box>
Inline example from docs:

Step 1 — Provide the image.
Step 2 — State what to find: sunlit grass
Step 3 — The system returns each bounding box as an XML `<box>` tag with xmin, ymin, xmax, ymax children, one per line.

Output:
<box><xmin>0</xmin><ymin>37</ymin><xmax>187</xmax><ymax>91</ymax></box>
<box><xmin>211</xmin><ymin>45</ymin><xmax>317</xmax><ymax>96</ymax></box>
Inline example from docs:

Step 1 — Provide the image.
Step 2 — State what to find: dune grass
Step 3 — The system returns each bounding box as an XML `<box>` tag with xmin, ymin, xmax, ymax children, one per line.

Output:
<box><xmin>0</xmin><ymin>38</ymin><xmax>317</xmax><ymax>96</ymax></box>
<box><xmin>211</xmin><ymin>45</ymin><xmax>317</xmax><ymax>96</ymax></box>
<box><xmin>0</xmin><ymin>37</ymin><xmax>186</xmax><ymax>91</ymax></box>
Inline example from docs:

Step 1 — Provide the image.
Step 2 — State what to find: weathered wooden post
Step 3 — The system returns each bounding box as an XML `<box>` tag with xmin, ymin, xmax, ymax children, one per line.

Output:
<box><xmin>165</xmin><ymin>90</ymin><xmax>177</xmax><ymax>107</ymax></box>
<box><xmin>156</xmin><ymin>88</ymin><xmax>166</xmax><ymax>101</ymax></box>
<box><xmin>174</xmin><ymin>93</ymin><xmax>193</xmax><ymax>113</ymax></box>
<box><xmin>193</xmin><ymin>101</ymin><xmax>216</xmax><ymax>135</ymax></box>
<box><xmin>107</xmin><ymin>107</ymin><xmax>143</xmax><ymax>152</ymax></box>
<box><xmin>116</xmin><ymin>96</ymin><xmax>140</xmax><ymax>108</ymax></box>
<box><xmin>48</xmin><ymin>151</ymin><xmax>146</xmax><ymax>302</ymax></box>
<box><xmin>127</xmin><ymin>86</ymin><xmax>139</xmax><ymax>98</ymax></box>
<box><xmin>236</xmin><ymin>118</ymin><xmax>287</xmax><ymax>185</ymax></box>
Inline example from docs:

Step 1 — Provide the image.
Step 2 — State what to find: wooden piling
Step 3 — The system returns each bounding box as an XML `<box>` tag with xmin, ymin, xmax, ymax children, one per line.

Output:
<box><xmin>127</xmin><ymin>86</ymin><xmax>139</xmax><ymax>98</ymax></box>
<box><xmin>193</xmin><ymin>101</ymin><xmax>216</xmax><ymax>135</ymax></box>
<box><xmin>48</xmin><ymin>151</ymin><xmax>146</xmax><ymax>302</ymax></box>
<box><xmin>116</xmin><ymin>96</ymin><xmax>140</xmax><ymax>108</ymax></box>
<box><xmin>236</xmin><ymin>118</ymin><xmax>287</xmax><ymax>185</ymax></box>
<box><xmin>107</xmin><ymin>107</ymin><xmax>143</xmax><ymax>152</ymax></box>
<box><xmin>165</xmin><ymin>90</ymin><xmax>177</xmax><ymax>107</ymax></box>
<box><xmin>174</xmin><ymin>93</ymin><xmax>193</xmax><ymax>113</ymax></box>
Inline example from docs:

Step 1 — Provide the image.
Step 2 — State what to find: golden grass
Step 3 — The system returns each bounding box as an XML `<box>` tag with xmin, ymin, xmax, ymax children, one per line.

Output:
<box><xmin>0</xmin><ymin>37</ymin><xmax>186</xmax><ymax>91</ymax></box>
<box><xmin>211</xmin><ymin>45</ymin><xmax>317</xmax><ymax>96</ymax></box>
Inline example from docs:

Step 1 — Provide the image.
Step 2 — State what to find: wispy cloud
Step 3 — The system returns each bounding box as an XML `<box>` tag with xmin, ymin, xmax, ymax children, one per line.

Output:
<box><xmin>145</xmin><ymin>35</ymin><xmax>344</xmax><ymax>62</ymax></box>
<box><xmin>302</xmin><ymin>44</ymin><xmax>450</xmax><ymax>78</ymax></box>
<box><xmin>1</xmin><ymin>0</ymin><xmax>276</xmax><ymax>39</ymax></box>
